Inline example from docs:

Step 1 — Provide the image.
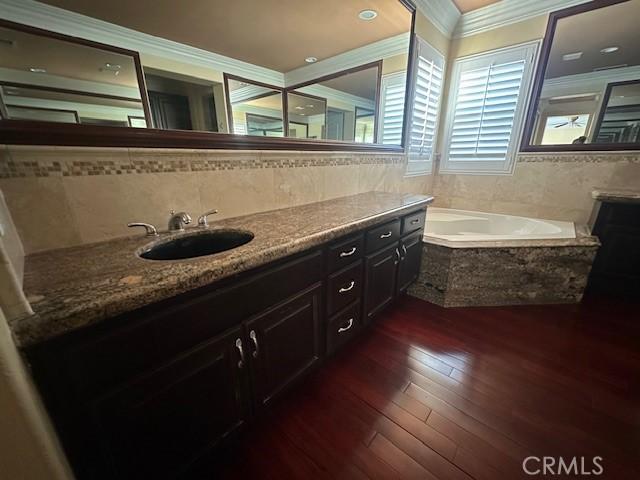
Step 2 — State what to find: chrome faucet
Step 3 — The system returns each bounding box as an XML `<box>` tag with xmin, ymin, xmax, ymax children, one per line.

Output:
<box><xmin>197</xmin><ymin>209</ymin><xmax>218</xmax><ymax>227</ymax></box>
<box><xmin>168</xmin><ymin>210</ymin><xmax>192</xmax><ymax>232</ymax></box>
<box><xmin>127</xmin><ymin>222</ymin><xmax>158</xmax><ymax>236</ymax></box>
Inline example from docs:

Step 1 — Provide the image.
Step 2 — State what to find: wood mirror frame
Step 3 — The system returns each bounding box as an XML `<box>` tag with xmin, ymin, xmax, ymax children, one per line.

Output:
<box><xmin>520</xmin><ymin>0</ymin><xmax>640</xmax><ymax>152</ymax></box>
<box><xmin>0</xmin><ymin>1</ymin><xmax>415</xmax><ymax>152</ymax></box>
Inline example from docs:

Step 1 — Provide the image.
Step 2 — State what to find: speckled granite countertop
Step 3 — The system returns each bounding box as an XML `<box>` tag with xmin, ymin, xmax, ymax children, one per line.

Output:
<box><xmin>12</xmin><ymin>192</ymin><xmax>433</xmax><ymax>347</ymax></box>
<box><xmin>592</xmin><ymin>188</ymin><xmax>640</xmax><ymax>204</ymax></box>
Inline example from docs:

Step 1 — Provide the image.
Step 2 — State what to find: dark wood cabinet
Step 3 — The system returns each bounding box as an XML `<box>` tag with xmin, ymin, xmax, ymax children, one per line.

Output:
<box><xmin>397</xmin><ymin>232</ymin><xmax>424</xmax><ymax>293</ymax></box>
<box><xmin>26</xmin><ymin>207</ymin><xmax>428</xmax><ymax>480</ymax></box>
<box><xmin>245</xmin><ymin>284</ymin><xmax>322</xmax><ymax>408</ymax></box>
<box><xmin>90</xmin><ymin>326</ymin><xmax>249</xmax><ymax>480</ymax></box>
<box><xmin>364</xmin><ymin>243</ymin><xmax>399</xmax><ymax>321</ymax></box>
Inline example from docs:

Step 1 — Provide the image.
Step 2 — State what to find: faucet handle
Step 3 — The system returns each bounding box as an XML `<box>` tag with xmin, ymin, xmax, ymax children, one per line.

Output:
<box><xmin>197</xmin><ymin>209</ymin><xmax>219</xmax><ymax>227</ymax></box>
<box><xmin>128</xmin><ymin>222</ymin><xmax>158</xmax><ymax>236</ymax></box>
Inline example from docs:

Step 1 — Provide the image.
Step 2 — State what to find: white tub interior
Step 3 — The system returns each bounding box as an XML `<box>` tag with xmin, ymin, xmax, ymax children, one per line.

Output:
<box><xmin>424</xmin><ymin>208</ymin><xmax>576</xmax><ymax>242</ymax></box>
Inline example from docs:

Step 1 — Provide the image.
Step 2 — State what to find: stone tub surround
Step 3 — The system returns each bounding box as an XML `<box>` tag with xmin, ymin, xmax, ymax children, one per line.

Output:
<box><xmin>12</xmin><ymin>192</ymin><xmax>433</xmax><ymax>347</ymax></box>
<box><xmin>592</xmin><ymin>187</ymin><xmax>640</xmax><ymax>204</ymax></box>
<box><xmin>408</xmin><ymin>233</ymin><xmax>599</xmax><ymax>307</ymax></box>
<box><xmin>0</xmin><ymin>145</ymin><xmax>432</xmax><ymax>254</ymax></box>
<box><xmin>430</xmin><ymin>151</ymin><xmax>640</xmax><ymax>226</ymax></box>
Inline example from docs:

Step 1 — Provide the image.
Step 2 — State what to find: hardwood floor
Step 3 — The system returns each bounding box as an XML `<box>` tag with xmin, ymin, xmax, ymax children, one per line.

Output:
<box><xmin>219</xmin><ymin>295</ymin><xmax>640</xmax><ymax>479</ymax></box>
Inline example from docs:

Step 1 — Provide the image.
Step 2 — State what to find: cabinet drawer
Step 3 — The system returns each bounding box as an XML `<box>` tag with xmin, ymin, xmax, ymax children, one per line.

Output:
<box><xmin>366</xmin><ymin>219</ymin><xmax>401</xmax><ymax>253</ymax></box>
<box><xmin>327</xmin><ymin>301</ymin><xmax>361</xmax><ymax>355</ymax></box>
<box><xmin>401</xmin><ymin>209</ymin><xmax>426</xmax><ymax>236</ymax></box>
<box><xmin>327</xmin><ymin>233</ymin><xmax>364</xmax><ymax>273</ymax></box>
<box><xmin>327</xmin><ymin>260</ymin><xmax>363</xmax><ymax>316</ymax></box>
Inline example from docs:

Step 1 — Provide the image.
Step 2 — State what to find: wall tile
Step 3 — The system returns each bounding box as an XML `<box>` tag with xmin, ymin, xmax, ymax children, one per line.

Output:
<box><xmin>274</xmin><ymin>166</ymin><xmax>325</xmax><ymax>207</ymax></box>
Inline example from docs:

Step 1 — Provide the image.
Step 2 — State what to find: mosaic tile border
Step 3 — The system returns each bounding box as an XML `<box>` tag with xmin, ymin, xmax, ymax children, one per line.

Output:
<box><xmin>517</xmin><ymin>152</ymin><xmax>640</xmax><ymax>163</ymax></box>
<box><xmin>0</xmin><ymin>147</ymin><xmax>406</xmax><ymax>179</ymax></box>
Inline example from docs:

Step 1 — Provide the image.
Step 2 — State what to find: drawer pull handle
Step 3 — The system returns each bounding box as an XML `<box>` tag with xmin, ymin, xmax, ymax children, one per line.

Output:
<box><xmin>249</xmin><ymin>330</ymin><xmax>259</xmax><ymax>358</ymax></box>
<box><xmin>235</xmin><ymin>338</ymin><xmax>245</xmax><ymax>369</ymax></box>
<box><xmin>380</xmin><ymin>231</ymin><xmax>393</xmax><ymax>239</ymax></box>
<box><xmin>338</xmin><ymin>318</ymin><xmax>354</xmax><ymax>333</ymax></box>
<box><xmin>339</xmin><ymin>281</ymin><xmax>355</xmax><ymax>293</ymax></box>
<box><xmin>339</xmin><ymin>247</ymin><xmax>357</xmax><ymax>257</ymax></box>
<box><xmin>411</xmin><ymin>219</ymin><xmax>420</xmax><ymax>225</ymax></box>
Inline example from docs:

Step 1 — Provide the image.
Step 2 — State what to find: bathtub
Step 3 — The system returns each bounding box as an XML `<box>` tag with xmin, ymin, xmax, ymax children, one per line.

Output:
<box><xmin>409</xmin><ymin>207</ymin><xmax>599</xmax><ymax>307</ymax></box>
<box><xmin>424</xmin><ymin>208</ymin><xmax>576</xmax><ymax>242</ymax></box>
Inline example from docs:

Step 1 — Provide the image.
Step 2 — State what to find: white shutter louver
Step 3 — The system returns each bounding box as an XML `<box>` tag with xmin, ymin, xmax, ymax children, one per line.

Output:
<box><xmin>407</xmin><ymin>38</ymin><xmax>445</xmax><ymax>175</ymax></box>
<box><xmin>441</xmin><ymin>42</ymin><xmax>538</xmax><ymax>174</ymax></box>
<box><xmin>378</xmin><ymin>72</ymin><xmax>406</xmax><ymax>146</ymax></box>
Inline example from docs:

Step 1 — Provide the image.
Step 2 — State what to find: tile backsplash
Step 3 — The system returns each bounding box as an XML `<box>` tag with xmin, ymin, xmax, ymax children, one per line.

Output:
<box><xmin>1</xmin><ymin>146</ymin><xmax>430</xmax><ymax>253</ymax></box>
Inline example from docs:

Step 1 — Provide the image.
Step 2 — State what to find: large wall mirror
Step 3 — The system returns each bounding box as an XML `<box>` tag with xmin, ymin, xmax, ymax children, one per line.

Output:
<box><xmin>0</xmin><ymin>1</ymin><xmax>414</xmax><ymax>151</ymax></box>
<box><xmin>522</xmin><ymin>0</ymin><xmax>640</xmax><ymax>151</ymax></box>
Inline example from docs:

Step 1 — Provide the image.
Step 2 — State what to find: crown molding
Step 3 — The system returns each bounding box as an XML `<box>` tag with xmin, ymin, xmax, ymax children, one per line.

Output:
<box><xmin>0</xmin><ymin>0</ymin><xmax>284</xmax><ymax>85</ymax></box>
<box><xmin>298</xmin><ymin>85</ymin><xmax>375</xmax><ymax>110</ymax></box>
<box><xmin>541</xmin><ymin>65</ymin><xmax>640</xmax><ymax>99</ymax></box>
<box><xmin>414</xmin><ymin>0</ymin><xmax>461</xmax><ymax>38</ymax></box>
<box><xmin>454</xmin><ymin>0</ymin><xmax>590</xmax><ymax>38</ymax></box>
<box><xmin>284</xmin><ymin>33</ymin><xmax>410</xmax><ymax>87</ymax></box>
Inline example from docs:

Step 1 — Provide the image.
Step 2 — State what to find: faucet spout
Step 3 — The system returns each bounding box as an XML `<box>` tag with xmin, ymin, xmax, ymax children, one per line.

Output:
<box><xmin>168</xmin><ymin>210</ymin><xmax>192</xmax><ymax>231</ymax></box>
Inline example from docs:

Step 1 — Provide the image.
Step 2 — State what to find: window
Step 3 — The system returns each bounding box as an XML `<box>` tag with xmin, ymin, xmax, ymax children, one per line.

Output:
<box><xmin>378</xmin><ymin>71</ymin><xmax>406</xmax><ymax>146</ymax></box>
<box><xmin>406</xmin><ymin>37</ymin><xmax>445</xmax><ymax>175</ymax></box>
<box><xmin>441</xmin><ymin>42</ymin><xmax>539</xmax><ymax>174</ymax></box>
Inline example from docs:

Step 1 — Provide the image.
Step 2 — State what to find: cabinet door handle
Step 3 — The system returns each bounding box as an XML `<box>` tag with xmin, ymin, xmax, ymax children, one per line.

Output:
<box><xmin>401</xmin><ymin>244</ymin><xmax>407</xmax><ymax>259</ymax></box>
<box><xmin>338</xmin><ymin>318</ymin><xmax>354</xmax><ymax>333</ymax></box>
<box><xmin>249</xmin><ymin>330</ymin><xmax>259</xmax><ymax>358</ymax></box>
<box><xmin>339</xmin><ymin>246</ymin><xmax>357</xmax><ymax>257</ymax></box>
<box><xmin>380</xmin><ymin>231</ymin><xmax>393</xmax><ymax>239</ymax></box>
<box><xmin>394</xmin><ymin>247</ymin><xmax>400</xmax><ymax>265</ymax></box>
<box><xmin>339</xmin><ymin>280</ymin><xmax>355</xmax><ymax>293</ymax></box>
<box><xmin>235</xmin><ymin>338</ymin><xmax>245</xmax><ymax>369</ymax></box>
<box><xmin>411</xmin><ymin>219</ymin><xmax>420</xmax><ymax>225</ymax></box>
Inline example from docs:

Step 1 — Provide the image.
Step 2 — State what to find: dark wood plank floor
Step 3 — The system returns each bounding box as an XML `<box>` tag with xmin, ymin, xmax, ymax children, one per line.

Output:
<box><xmin>220</xmin><ymin>295</ymin><xmax>640</xmax><ymax>479</ymax></box>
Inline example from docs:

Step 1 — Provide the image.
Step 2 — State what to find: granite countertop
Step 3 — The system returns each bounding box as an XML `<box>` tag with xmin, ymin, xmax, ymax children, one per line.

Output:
<box><xmin>592</xmin><ymin>188</ymin><xmax>640</xmax><ymax>204</ymax></box>
<box><xmin>13</xmin><ymin>192</ymin><xmax>433</xmax><ymax>347</ymax></box>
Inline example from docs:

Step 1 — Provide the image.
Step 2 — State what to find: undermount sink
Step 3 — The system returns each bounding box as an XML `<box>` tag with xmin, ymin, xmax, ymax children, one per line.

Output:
<box><xmin>139</xmin><ymin>229</ymin><xmax>254</xmax><ymax>260</ymax></box>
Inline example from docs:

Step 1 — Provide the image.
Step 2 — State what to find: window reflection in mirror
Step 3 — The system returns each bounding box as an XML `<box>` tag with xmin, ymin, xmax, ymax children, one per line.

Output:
<box><xmin>0</xmin><ymin>25</ymin><xmax>148</xmax><ymax>127</ymax></box>
<box><xmin>592</xmin><ymin>81</ymin><xmax>640</xmax><ymax>144</ymax></box>
<box><xmin>525</xmin><ymin>0</ymin><xmax>640</xmax><ymax>147</ymax></box>
<box><xmin>226</xmin><ymin>76</ymin><xmax>284</xmax><ymax>136</ymax></box>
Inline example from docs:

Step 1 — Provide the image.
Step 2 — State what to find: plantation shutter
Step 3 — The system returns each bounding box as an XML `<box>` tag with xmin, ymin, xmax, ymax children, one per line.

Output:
<box><xmin>441</xmin><ymin>42</ymin><xmax>538</xmax><ymax>174</ymax></box>
<box><xmin>407</xmin><ymin>37</ymin><xmax>445</xmax><ymax>175</ymax></box>
<box><xmin>378</xmin><ymin>71</ymin><xmax>406</xmax><ymax>146</ymax></box>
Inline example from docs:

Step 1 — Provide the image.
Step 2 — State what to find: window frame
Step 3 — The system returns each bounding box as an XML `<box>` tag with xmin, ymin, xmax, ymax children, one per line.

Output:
<box><xmin>440</xmin><ymin>41</ymin><xmax>540</xmax><ymax>175</ymax></box>
<box><xmin>405</xmin><ymin>35</ymin><xmax>446</xmax><ymax>176</ymax></box>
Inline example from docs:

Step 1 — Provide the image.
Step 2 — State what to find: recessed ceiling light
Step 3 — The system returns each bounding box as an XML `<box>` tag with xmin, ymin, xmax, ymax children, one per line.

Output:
<box><xmin>29</xmin><ymin>67</ymin><xmax>46</xmax><ymax>73</ymax></box>
<box><xmin>305</xmin><ymin>56</ymin><xmax>318</xmax><ymax>63</ymax></box>
<box><xmin>295</xmin><ymin>106</ymin><xmax>305</xmax><ymax>110</ymax></box>
<box><xmin>358</xmin><ymin>9</ymin><xmax>378</xmax><ymax>21</ymax></box>
<box><xmin>306</xmin><ymin>104</ymin><xmax>314</xmax><ymax>108</ymax></box>
<box><xmin>562</xmin><ymin>52</ymin><xmax>582</xmax><ymax>61</ymax></box>
<box><xmin>600</xmin><ymin>46</ymin><xmax>619</xmax><ymax>54</ymax></box>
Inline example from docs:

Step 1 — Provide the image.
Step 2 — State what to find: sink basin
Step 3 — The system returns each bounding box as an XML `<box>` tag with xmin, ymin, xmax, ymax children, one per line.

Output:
<box><xmin>139</xmin><ymin>229</ymin><xmax>254</xmax><ymax>260</ymax></box>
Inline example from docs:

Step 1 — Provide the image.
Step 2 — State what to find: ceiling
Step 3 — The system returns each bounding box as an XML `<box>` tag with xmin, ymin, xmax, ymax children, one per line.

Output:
<box><xmin>0</xmin><ymin>26</ymin><xmax>140</xmax><ymax>88</ymax></box>
<box><xmin>38</xmin><ymin>0</ymin><xmax>412</xmax><ymax>72</ymax></box>
<box><xmin>451</xmin><ymin>0</ymin><xmax>502</xmax><ymax>13</ymax></box>
<box><xmin>545</xmin><ymin>0</ymin><xmax>640</xmax><ymax>78</ymax></box>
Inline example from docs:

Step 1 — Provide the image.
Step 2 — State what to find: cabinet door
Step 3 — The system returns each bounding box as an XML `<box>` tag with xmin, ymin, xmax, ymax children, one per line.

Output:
<box><xmin>397</xmin><ymin>232</ymin><xmax>423</xmax><ymax>293</ymax></box>
<box><xmin>364</xmin><ymin>243</ymin><xmax>399</xmax><ymax>322</ymax></box>
<box><xmin>246</xmin><ymin>284</ymin><xmax>322</xmax><ymax>408</ymax></box>
<box><xmin>90</xmin><ymin>327</ymin><xmax>249</xmax><ymax>480</ymax></box>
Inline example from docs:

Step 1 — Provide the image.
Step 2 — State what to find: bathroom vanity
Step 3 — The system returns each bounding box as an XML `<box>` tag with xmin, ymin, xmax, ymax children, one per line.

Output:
<box><xmin>13</xmin><ymin>192</ymin><xmax>431</xmax><ymax>480</ymax></box>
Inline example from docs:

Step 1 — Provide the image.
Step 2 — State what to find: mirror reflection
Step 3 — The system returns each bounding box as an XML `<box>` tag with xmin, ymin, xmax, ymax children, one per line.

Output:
<box><xmin>527</xmin><ymin>0</ymin><xmax>640</xmax><ymax>147</ymax></box>
<box><xmin>0</xmin><ymin>0</ymin><xmax>412</xmax><ymax>146</ymax></box>
<box><xmin>226</xmin><ymin>77</ymin><xmax>283</xmax><ymax>137</ymax></box>
<box><xmin>0</xmin><ymin>25</ymin><xmax>147</xmax><ymax>127</ymax></box>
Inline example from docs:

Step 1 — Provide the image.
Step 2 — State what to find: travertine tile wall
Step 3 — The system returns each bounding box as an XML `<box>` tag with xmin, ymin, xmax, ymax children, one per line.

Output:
<box><xmin>0</xmin><ymin>145</ymin><xmax>432</xmax><ymax>254</ymax></box>
<box><xmin>430</xmin><ymin>152</ymin><xmax>640</xmax><ymax>225</ymax></box>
